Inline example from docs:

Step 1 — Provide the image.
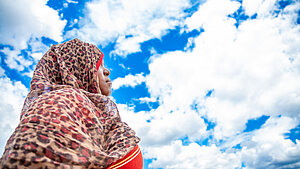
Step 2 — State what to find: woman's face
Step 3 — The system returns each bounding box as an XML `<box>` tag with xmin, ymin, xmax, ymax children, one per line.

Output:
<box><xmin>97</xmin><ymin>61</ymin><xmax>112</xmax><ymax>96</ymax></box>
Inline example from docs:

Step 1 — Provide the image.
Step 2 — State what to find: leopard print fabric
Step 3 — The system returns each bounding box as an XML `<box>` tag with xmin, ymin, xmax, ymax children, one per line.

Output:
<box><xmin>0</xmin><ymin>38</ymin><xmax>140</xmax><ymax>169</ymax></box>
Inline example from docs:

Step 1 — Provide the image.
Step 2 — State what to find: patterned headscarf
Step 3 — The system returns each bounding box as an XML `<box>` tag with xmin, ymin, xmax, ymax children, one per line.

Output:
<box><xmin>0</xmin><ymin>39</ymin><xmax>140</xmax><ymax>168</ymax></box>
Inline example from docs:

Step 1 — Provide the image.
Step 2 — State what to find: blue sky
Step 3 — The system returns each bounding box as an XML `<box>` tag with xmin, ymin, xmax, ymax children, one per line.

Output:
<box><xmin>0</xmin><ymin>0</ymin><xmax>300</xmax><ymax>168</ymax></box>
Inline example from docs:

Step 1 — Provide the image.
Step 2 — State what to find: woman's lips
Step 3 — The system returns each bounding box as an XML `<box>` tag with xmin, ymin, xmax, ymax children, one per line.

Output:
<box><xmin>106</xmin><ymin>80</ymin><xmax>112</xmax><ymax>85</ymax></box>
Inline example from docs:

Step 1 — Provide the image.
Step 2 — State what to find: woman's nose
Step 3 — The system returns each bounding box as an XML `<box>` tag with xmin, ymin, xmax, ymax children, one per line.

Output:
<box><xmin>103</xmin><ymin>68</ymin><xmax>110</xmax><ymax>76</ymax></box>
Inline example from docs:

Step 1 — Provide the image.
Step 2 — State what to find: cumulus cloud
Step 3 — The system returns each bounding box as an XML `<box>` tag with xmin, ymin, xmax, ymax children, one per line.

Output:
<box><xmin>117</xmin><ymin>103</ymin><xmax>150</xmax><ymax>136</ymax></box>
<box><xmin>0</xmin><ymin>0</ymin><xmax>66</xmax><ymax>48</ymax></box>
<box><xmin>242</xmin><ymin>0</ymin><xmax>276</xmax><ymax>17</ymax></box>
<box><xmin>67</xmin><ymin>0</ymin><xmax>191</xmax><ymax>56</ymax></box>
<box><xmin>123</xmin><ymin>0</ymin><xmax>300</xmax><ymax>168</ymax></box>
<box><xmin>137</xmin><ymin>97</ymin><xmax>157</xmax><ymax>103</ymax></box>
<box><xmin>111</xmin><ymin>1</ymin><xmax>300</xmax><ymax>167</ymax></box>
<box><xmin>118</xmin><ymin>101</ymin><xmax>208</xmax><ymax>147</ymax></box>
<box><xmin>144</xmin><ymin>140</ymin><xmax>241</xmax><ymax>169</ymax></box>
<box><xmin>146</xmin><ymin>0</ymin><xmax>300</xmax><ymax>138</ymax></box>
<box><xmin>0</xmin><ymin>76</ymin><xmax>28</xmax><ymax>155</ymax></box>
<box><xmin>240</xmin><ymin>116</ymin><xmax>300</xmax><ymax>169</ymax></box>
<box><xmin>0</xmin><ymin>0</ymin><xmax>66</xmax><ymax>71</ymax></box>
<box><xmin>0</xmin><ymin>68</ymin><xmax>4</xmax><ymax>77</ymax></box>
<box><xmin>1</xmin><ymin>47</ymin><xmax>33</xmax><ymax>72</ymax></box>
<box><xmin>112</xmin><ymin>73</ymin><xmax>146</xmax><ymax>90</ymax></box>
<box><xmin>63</xmin><ymin>0</ymin><xmax>79</xmax><ymax>8</ymax></box>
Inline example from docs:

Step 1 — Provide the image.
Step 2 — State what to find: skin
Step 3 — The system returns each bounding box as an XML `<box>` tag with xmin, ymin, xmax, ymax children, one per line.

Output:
<box><xmin>97</xmin><ymin>61</ymin><xmax>112</xmax><ymax>96</ymax></box>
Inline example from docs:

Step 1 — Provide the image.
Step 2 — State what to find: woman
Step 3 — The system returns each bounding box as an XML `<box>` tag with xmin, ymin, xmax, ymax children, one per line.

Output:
<box><xmin>0</xmin><ymin>38</ymin><xmax>142</xmax><ymax>168</ymax></box>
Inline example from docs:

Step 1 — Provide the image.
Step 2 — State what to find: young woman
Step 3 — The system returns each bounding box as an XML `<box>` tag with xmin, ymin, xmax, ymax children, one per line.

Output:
<box><xmin>0</xmin><ymin>38</ymin><xmax>142</xmax><ymax>168</ymax></box>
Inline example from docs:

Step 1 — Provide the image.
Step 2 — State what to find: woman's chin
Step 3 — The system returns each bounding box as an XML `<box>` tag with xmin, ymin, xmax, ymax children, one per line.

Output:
<box><xmin>103</xmin><ymin>90</ymin><xmax>111</xmax><ymax>96</ymax></box>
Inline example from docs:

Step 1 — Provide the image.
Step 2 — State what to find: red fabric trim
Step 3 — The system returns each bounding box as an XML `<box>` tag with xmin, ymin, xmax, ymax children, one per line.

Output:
<box><xmin>107</xmin><ymin>145</ymin><xmax>143</xmax><ymax>169</ymax></box>
<box><xmin>96</xmin><ymin>52</ymin><xmax>104</xmax><ymax>71</ymax></box>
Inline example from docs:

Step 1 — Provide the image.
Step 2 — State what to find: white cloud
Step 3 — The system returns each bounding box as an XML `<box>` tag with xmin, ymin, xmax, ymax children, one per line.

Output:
<box><xmin>185</xmin><ymin>0</ymin><xmax>240</xmax><ymax>31</ymax></box>
<box><xmin>63</xmin><ymin>0</ymin><xmax>78</xmax><ymax>8</ymax></box>
<box><xmin>141</xmin><ymin>116</ymin><xmax>300</xmax><ymax>169</ymax></box>
<box><xmin>0</xmin><ymin>76</ymin><xmax>28</xmax><ymax>155</ymax></box>
<box><xmin>144</xmin><ymin>140</ymin><xmax>241</xmax><ymax>169</ymax></box>
<box><xmin>31</xmin><ymin>52</ymin><xmax>44</xmax><ymax>62</ymax></box>
<box><xmin>118</xmin><ymin>63</ymin><xmax>130</xmax><ymax>70</ymax></box>
<box><xmin>137</xmin><ymin>97</ymin><xmax>157</xmax><ymax>103</ymax></box>
<box><xmin>112</xmin><ymin>73</ymin><xmax>146</xmax><ymax>90</ymax></box>
<box><xmin>142</xmin><ymin>108</ymin><xmax>207</xmax><ymax>146</ymax></box>
<box><xmin>0</xmin><ymin>0</ymin><xmax>66</xmax><ymax>70</ymax></box>
<box><xmin>0</xmin><ymin>67</ymin><xmax>5</xmax><ymax>76</ymax></box>
<box><xmin>117</xmin><ymin>103</ymin><xmax>207</xmax><ymax>146</ymax></box>
<box><xmin>67</xmin><ymin>0</ymin><xmax>191</xmax><ymax>56</ymax></box>
<box><xmin>28</xmin><ymin>38</ymin><xmax>50</xmax><ymax>54</ymax></box>
<box><xmin>0</xmin><ymin>48</ymin><xmax>43</xmax><ymax>76</ymax></box>
<box><xmin>66</xmin><ymin>0</ymin><xmax>78</xmax><ymax>3</ymax></box>
<box><xmin>241</xmin><ymin>116</ymin><xmax>300</xmax><ymax>169</ymax></box>
<box><xmin>146</xmin><ymin>0</ymin><xmax>300</xmax><ymax>139</ymax></box>
<box><xmin>137</xmin><ymin>0</ymin><xmax>300</xmax><ymax>168</ymax></box>
<box><xmin>242</xmin><ymin>0</ymin><xmax>276</xmax><ymax>17</ymax></box>
<box><xmin>117</xmin><ymin>103</ymin><xmax>150</xmax><ymax>137</ymax></box>
<box><xmin>1</xmin><ymin>47</ymin><xmax>33</xmax><ymax>71</ymax></box>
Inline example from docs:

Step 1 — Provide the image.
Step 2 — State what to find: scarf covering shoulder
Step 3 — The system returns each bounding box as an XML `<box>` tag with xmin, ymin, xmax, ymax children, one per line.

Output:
<box><xmin>0</xmin><ymin>38</ymin><xmax>140</xmax><ymax>168</ymax></box>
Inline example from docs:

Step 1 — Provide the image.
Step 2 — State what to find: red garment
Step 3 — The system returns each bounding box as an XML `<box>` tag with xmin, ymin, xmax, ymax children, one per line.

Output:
<box><xmin>107</xmin><ymin>145</ymin><xmax>143</xmax><ymax>169</ymax></box>
<box><xmin>96</xmin><ymin>50</ymin><xmax>104</xmax><ymax>71</ymax></box>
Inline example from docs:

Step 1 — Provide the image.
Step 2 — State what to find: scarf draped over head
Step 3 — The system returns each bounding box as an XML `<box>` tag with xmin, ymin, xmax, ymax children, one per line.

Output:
<box><xmin>0</xmin><ymin>38</ymin><xmax>140</xmax><ymax>168</ymax></box>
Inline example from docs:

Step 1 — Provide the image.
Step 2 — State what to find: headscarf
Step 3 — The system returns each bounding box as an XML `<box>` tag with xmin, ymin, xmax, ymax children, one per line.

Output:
<box><xmin>0</xmin><ymin>38</ymin><xmax>140</xmax><ymax>168</ymax></box>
